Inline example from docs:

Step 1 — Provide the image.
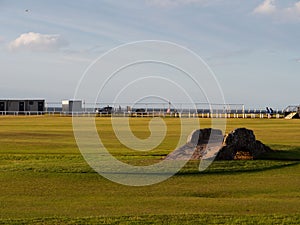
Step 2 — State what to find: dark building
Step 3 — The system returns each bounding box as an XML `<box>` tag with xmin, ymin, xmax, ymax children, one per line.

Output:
<box><xmin>0</xmin><ymin>99</ymin><xmax>45</xmax><ymax>114</ymax></box>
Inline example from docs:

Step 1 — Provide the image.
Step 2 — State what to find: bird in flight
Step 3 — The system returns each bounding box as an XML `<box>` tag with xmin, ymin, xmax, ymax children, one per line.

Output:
<box><xmin>25</xmin><ymin>9</ymin><xmax>29</xmax><ymax>12</ymax></box>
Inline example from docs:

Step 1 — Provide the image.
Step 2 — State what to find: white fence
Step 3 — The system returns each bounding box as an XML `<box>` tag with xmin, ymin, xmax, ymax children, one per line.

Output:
<box><xmin>0</xmin><ymin>101</ymin><xmax>288</xmax><ymax>119</ymax></box>
<box><xmin>0</xmin><ymin>110</ymin><xmax>284</xmax><ymax>119</ymax></box>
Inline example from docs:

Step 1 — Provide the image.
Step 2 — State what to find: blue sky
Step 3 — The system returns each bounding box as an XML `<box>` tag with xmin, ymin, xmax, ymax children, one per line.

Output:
<box><xmin>0</xmin><ymin>0</ymin><xmax>299</xmax><ymax>109</ymax></box>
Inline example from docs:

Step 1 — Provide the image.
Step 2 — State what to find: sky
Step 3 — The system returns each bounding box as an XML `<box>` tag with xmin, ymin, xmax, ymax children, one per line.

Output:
<box><xmin>0</xmin><ymin>0</ymin><xmax>299</xmax><ymax>110</ymax></box>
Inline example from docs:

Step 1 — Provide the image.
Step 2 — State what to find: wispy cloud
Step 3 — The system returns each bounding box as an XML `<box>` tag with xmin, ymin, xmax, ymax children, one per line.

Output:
<box><xmin>146</xmin><ymin>0</ymin><xmax>221</xmax><ymax>7</ymax></box>
<box><xmin>253</xmin><ymin>0</ymin><xmax>300</xmax><ymax>22</ymax></box>
<box><xmin>253</xmin><ymin>0</ymin><xmax>276</xmax><ymax>15</ymax></box>
<box><xmin>0</xmin><ymin>35</ymin><xmax>5</xmax><ymax>43</ymax></box>
<box><xmin>8</xmin><ymin>32</ymin><xmax>68</xmax><ymax>52</ymax></box>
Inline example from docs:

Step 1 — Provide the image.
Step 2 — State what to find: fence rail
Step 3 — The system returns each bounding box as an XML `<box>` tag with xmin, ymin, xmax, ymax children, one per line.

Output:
<box><xmin>0</xmin><ymin>110</ymin><xmax>285</xmax><ymax>119</ymax></box>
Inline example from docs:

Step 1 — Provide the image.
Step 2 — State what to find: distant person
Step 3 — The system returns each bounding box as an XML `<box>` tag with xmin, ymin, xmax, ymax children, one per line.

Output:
<box><xmin>266</xmin><ymin>107</ymin><xmax>272</xmax><ymax>118</ymax></box>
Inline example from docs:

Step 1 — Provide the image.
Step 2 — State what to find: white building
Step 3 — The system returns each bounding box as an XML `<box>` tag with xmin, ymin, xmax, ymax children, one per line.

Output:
<box><xmin>62</xmin><ymin>100</ymin><xmax>83</xmax><ymax>113</ymax></box>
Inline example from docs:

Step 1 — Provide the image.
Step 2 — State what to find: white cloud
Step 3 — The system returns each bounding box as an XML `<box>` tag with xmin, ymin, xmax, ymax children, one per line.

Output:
<box><xmin>282</xmin><ymin>1</ymin><xmax>300</xmax><ymax>20</ymax></box>
<box><xmin>8</xmin><ymin>32</ymin><xmax>68</xmax><ymax>52</ymax></box>
<box><xmin>253</xmin><ymin>0</ymin><xmax>300</xmax><ymax>22</ymax></box>
<box><xmin>253</xmin><ymin>0</ymin><xmax>276</xmax><ymax>15</ymax></box>
<box><xmin>146</xmin><ymin>0</ymin><xmax>219</xmax><ymax>7</ymax></box>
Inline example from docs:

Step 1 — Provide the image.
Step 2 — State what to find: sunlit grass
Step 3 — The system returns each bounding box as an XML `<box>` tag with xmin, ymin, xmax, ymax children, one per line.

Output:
<box><xmin>0</xmin><ymin>116</ymin><xmax>299</xmax><ymax>224</ymax></box>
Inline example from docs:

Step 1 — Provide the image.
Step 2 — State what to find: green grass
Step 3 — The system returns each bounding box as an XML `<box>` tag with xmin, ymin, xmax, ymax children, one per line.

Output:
<box><xmin>1</xmin><ymin>214</ymin><xmax>299</xmax><ymax>225</ymax></box>
<box><xmin>0</xmin><ymin>116</ymin><xmax>299</xmax><ymax>224</ymax></box>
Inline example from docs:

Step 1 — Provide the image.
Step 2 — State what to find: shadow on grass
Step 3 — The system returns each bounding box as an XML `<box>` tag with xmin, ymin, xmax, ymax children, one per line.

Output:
<box><xmin>1</xmin><ymin>149</ymin><xmax>299</xmax><ymax>176</ymax></box>
<box><xmin>259</xmin><ymin>149</ymin><xmax>300</xmax><ymax>161</ymax></box>
<box><xmin>177</xmin><ymin>160</ymin><xmax>299</xmax><ymax>176</ymax></box>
